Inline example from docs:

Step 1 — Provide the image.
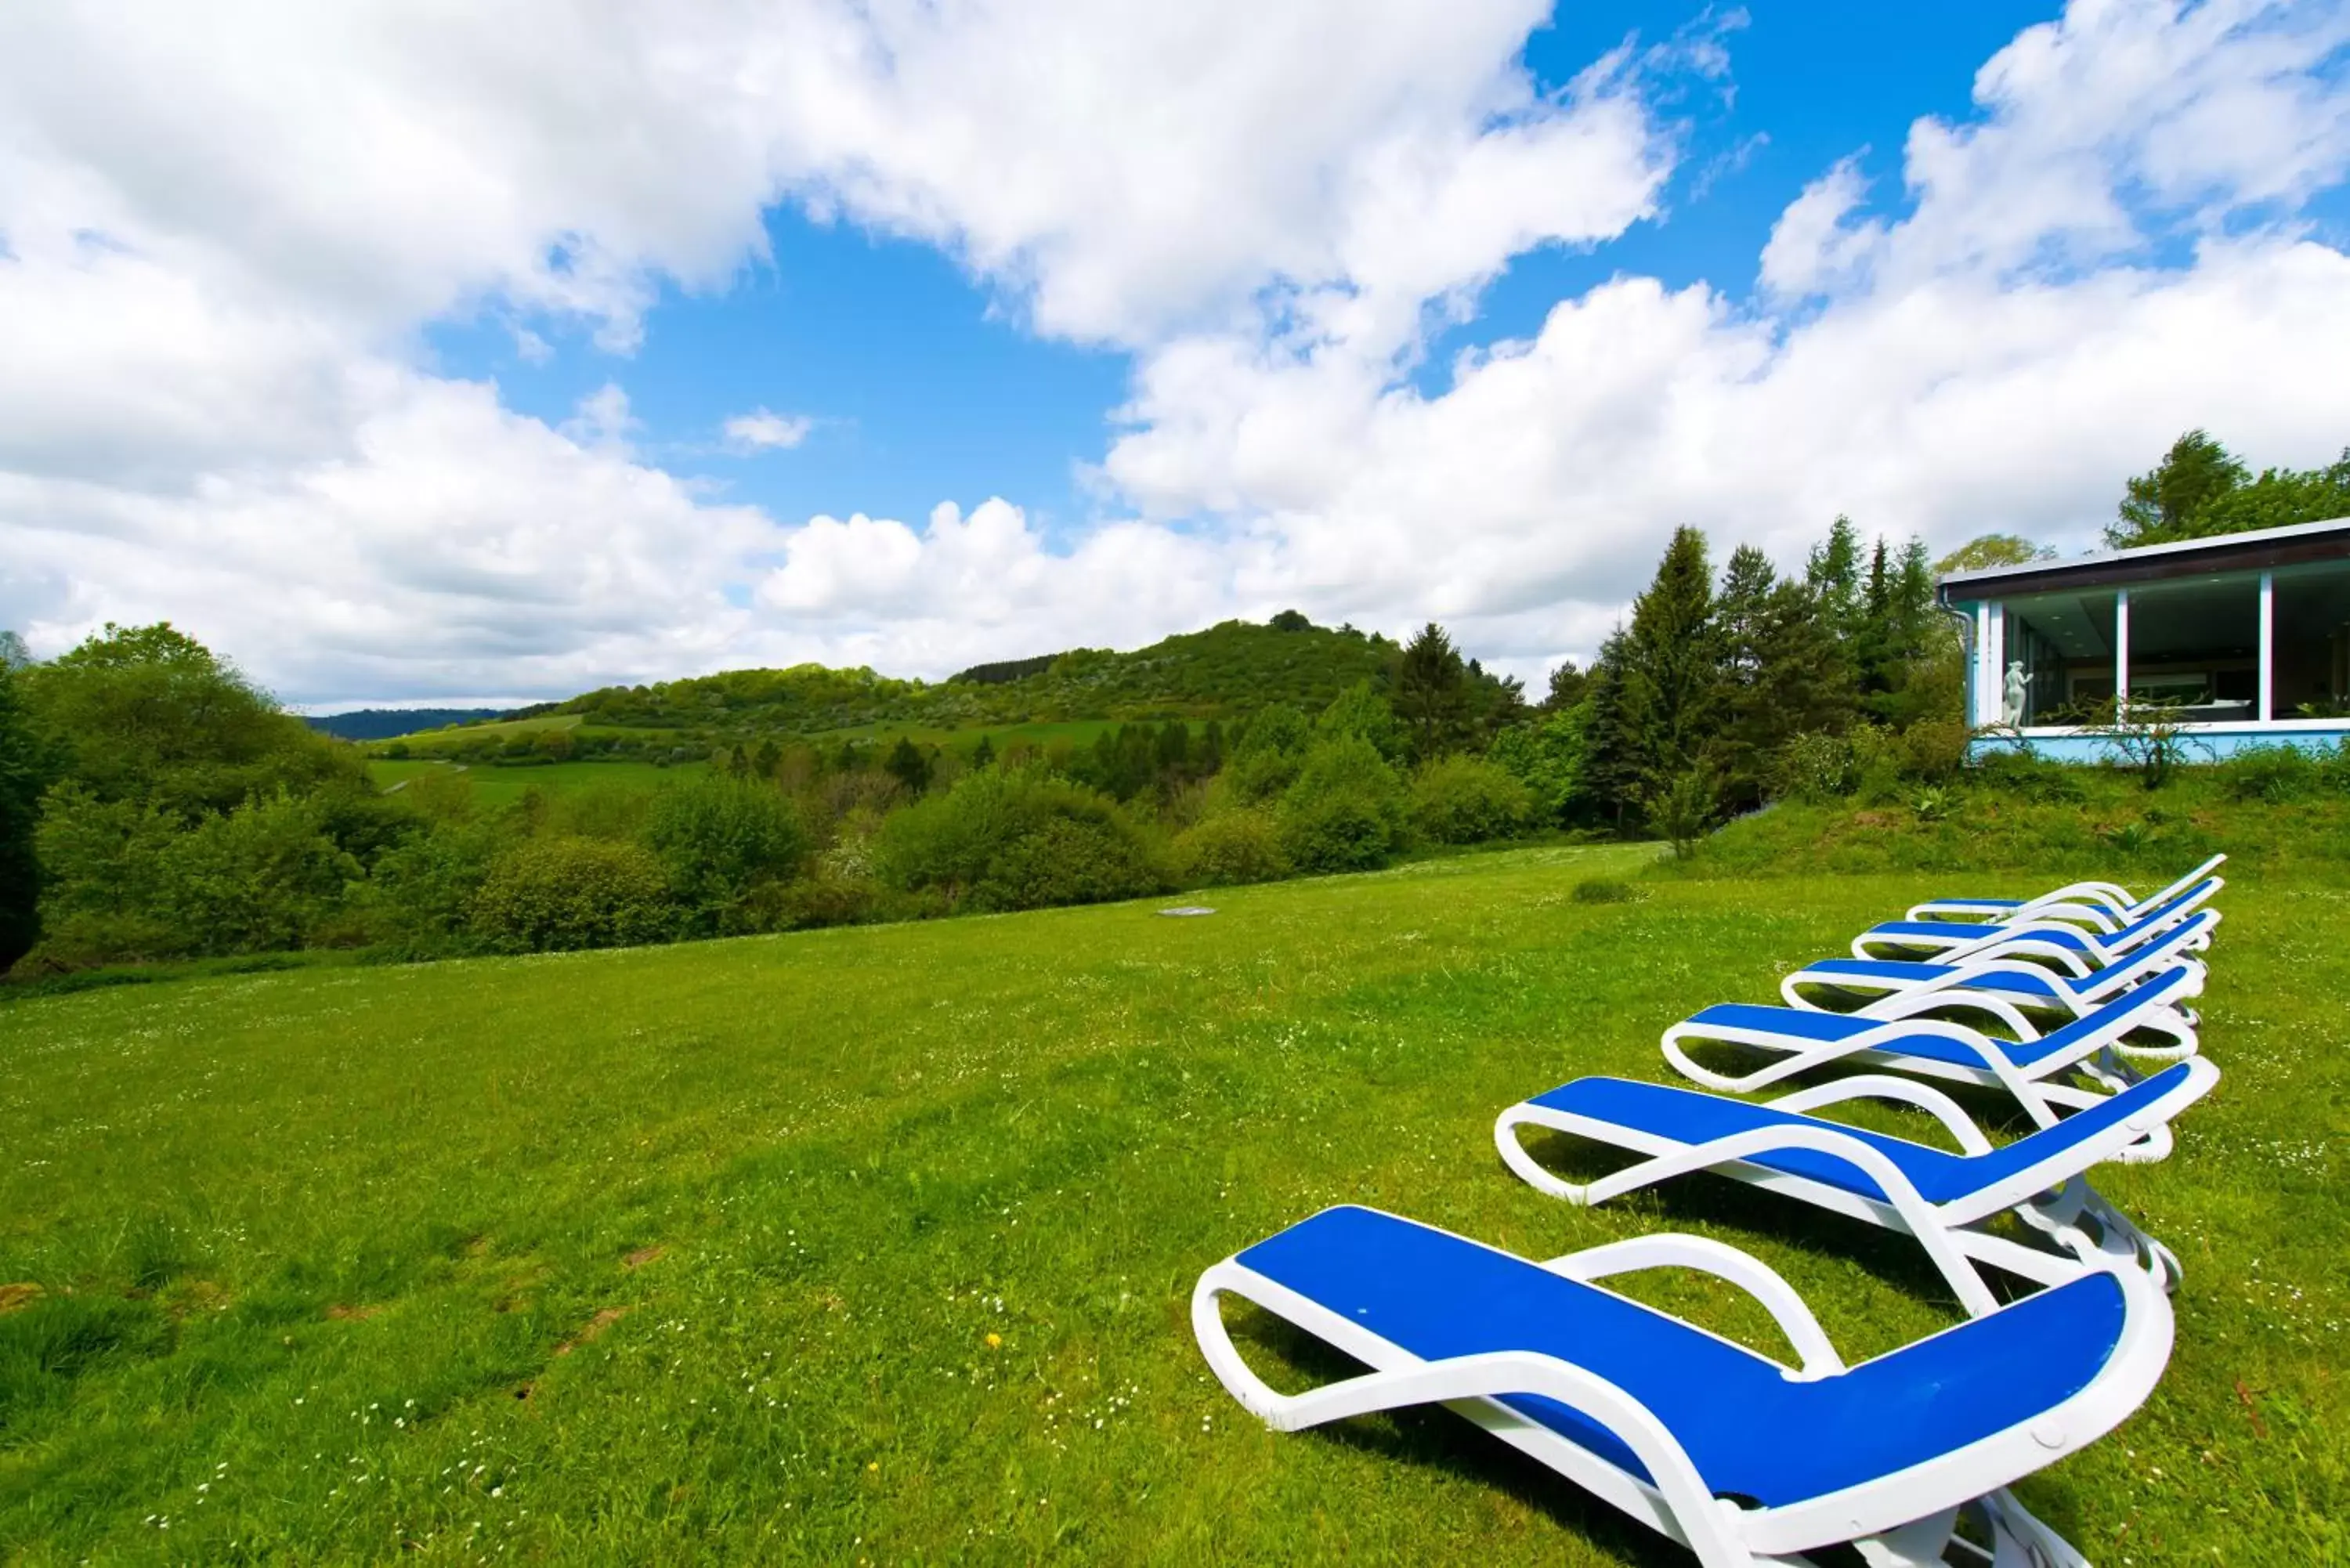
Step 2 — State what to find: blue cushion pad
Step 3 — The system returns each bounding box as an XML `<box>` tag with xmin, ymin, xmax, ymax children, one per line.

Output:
<box><xmin>1681</xmin><ymin>1003</ymin><xmax>2079</xmax><ymax>1068</ymax></box>
<box><xmin>1527</xmin><ymin>1068</ymin><xmax>2191</xmax><ymax>1209</ymax></box>
<box><xmin>1235</xmin><ymin>1206</ymin><xmax>2126</xmax><ymax>1508</ymax></box>
<box><xmin>1798</xmin><ymin>958</ymin><xmax>2066</xmax><ymax>1003</ymax></box>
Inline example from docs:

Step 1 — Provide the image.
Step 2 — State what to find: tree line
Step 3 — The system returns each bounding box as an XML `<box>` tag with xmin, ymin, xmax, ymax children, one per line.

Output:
<box><xmin>0</xmin><ymin>514</ymin><xmax>1971</xmax><ymax>974</ymax></box>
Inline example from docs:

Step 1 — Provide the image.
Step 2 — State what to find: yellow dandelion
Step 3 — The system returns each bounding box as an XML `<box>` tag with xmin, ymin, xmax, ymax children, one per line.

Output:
<box><xmin>985</xmin><ymin>1332</ymin><xmax>1003</xmax><ymax>1349</ymax></box>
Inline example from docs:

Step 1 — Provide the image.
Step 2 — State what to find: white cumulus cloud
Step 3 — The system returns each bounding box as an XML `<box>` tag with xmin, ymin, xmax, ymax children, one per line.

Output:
<box><xmin>722</xmin><ymin>410</ymin><xmax>815</xmax><ymax>453</ymax></box>
<box><xmin>1</xmin><ymin>0</ymin><xmax>2348</xmax><ymax>701</ymax></box>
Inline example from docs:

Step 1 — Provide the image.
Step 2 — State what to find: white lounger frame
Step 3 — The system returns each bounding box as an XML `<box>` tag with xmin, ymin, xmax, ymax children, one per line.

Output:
<box><xmin>1195</xmin><ymin>1222</ymin><xmax>2173</xmax><ymax>1567</ymax></box>
<box><xmin>1853</xmin><ymin>898</ymin><xmax>2220</xmax><ymax>966</ymax></box>
<box><xmin>1659</xmin><ymin>975</ymin><xmax>2194</xmax><ymax>1126</ymax></box>
<box><xmin>1906</xmin><ymin>853</ymin><xmax>2226</xmax><ymax>927</ymax></box>
<box><xmin>1494</xmin><ymin>1060</ymin><xmax>2218</xmax><ymax>1317</ymax></box>
<box><xmin>1776</xmin><ymin>948</ymin><xmax>2206</xmax><ymax>1062</ymax></box>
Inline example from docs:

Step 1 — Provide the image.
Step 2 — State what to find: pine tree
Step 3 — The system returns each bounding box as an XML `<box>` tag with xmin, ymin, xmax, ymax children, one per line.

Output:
<box><xmin>884</xmin><ymin>736</ymin><xmax>932</xmax><ymax>796</ymax></box>
<box><xmin>1392</xmin><ymin>623</ymin><xmax>1474</xmax><ymax>761</ymax></box>
<box><xmin>1541</xmin><ymin>660</ymin><xmax>1588</xmax><ymax>713</ymax></box>
<box><xmin>1577</xmin><ymin>628</ymin><xmax>1641</xmax><ymax>829</ymax></box>
<box><xmin>1716</xmin><ymin>580</ymin><xmax>1856</xmax><ymax>809</ymax></box>
<box><xmin>1618</xmin><ymin>526</ymin><xmax>1721</xmax><ymax>793</ymax></box>
<box><xmin>1805</xmin><ymin>515</ymin><xmax>1864</xmax><ymax>639</ymax></box>
<box><xmin>970</xmin><ymin>733</ymin><xmax>996</xmax><ymax>770</ymax></box>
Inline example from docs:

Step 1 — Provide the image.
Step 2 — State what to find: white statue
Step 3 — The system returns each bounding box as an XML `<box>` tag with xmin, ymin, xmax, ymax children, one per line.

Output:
<box><xmin>2001</xmin><ymin>659</ymin><xmax>2031</xmax><ymax>725</ymax></box>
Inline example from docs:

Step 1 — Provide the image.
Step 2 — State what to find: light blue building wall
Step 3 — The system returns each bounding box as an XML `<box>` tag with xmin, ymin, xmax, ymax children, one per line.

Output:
<box><xmin>1939</xmin><ymin>518</ymin><xmax>2350</xmax><ymax>764</ymax></box>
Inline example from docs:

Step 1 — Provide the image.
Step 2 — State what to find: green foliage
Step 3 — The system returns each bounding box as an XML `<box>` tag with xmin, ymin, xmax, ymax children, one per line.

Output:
<box><xmin>1933</xmin><ymin>533</ymin><xmax>2055</xmax><ymax>573</ymax></box>
<box><xmin>468</xmin><ymin>836</ymin><xmax>674</xmax><ymax>953</ymax></box>
<box><xmin>642</xmin><ymin>776</ymin><xmax>809</xmax><ymax>936</ymax></box>
<box><xmin>2182</xmin><ymin>448</ymin><xmax>2350</xmax><ymax>538</ymax></box>
<box><xmin>1313</xmin><ymin>680</ymin><xmax>1407</xmax><ymax>764</ymax></box>
<box><xmin>1712</xmin><ymin>552</ymin><xmax>1855</xmax><ymax>811</ymax></box>
<box><xmin>1169</xmin><ymin>808</ymin><xmax>1289</xmax><ymax>887</ymax></box>
<box><xmin>2218</xmin><ymin>744</ymin><xmax>2322</xmax><ymax>804</ymax></box>
<box><xmin>342</xmin><ymin>816</ymin><xmax>514</xmax><ymax>956</ymax></box>
<box><xmin>18</xmin><ymin>622</ymin><xmax>356</xmax><ymax>817</ymax></box>
<box><xmin>2088</xmin><ymin>700</ymin><xmax>2204</xmax><ymax>789</ymax></box>
<box><xmin>1569</xmin><ymin>876</ymin><xmax>1637</xmax><ymax>903</ymax></box>
<box><xmin>2098</xmin><ymin>428</ymin><xmax>2348</xmax><ymax>547</ymax></box>
<box><xmin>872</xmin><ymin>767</ymin><xmax>1166</xmax><ymax>912</ymax></box>
<box><xmin>1487</xmin><ymin>706</ymin><xmax>1587</xmax><ymax>826</ymax></box>
<box><xmin>1408</xmin><ymin>754</ymin><xmax>1533</xmax><ymax>844</ymax></box>
<box><xmin>1643</xmin><ymin>767</ymin><xmax>1719</xmax><ymax>858</ymax></box>
<box><xmin>884</xmin><ymin>735</ymin><xmax>934</xmax><ymax>797</ymax></box>
<box><xmin>1539</xmin><ymin>659</ymin><xmax>1588</xmax><ymax>712</ymax></box>
<box><xmin>0</xmin><ymin>664</ymin><xmax>45</xmax><ymax>972</ymax></box>
<box><xmin>1390</xmin><ymin>623</ymin><xmax>1473</xmax><ymax>761</ymax></box>
<box><xmin>27</xmin><ymin>786</ymin><xmax>360</xmax><ymax>965</ymax></box>
<box><xmin>1277</xmin><ymin>736</ymin><xmax>1408</xmax><ymax>873</ymax></box>
<box><xmin>1224</xmin><ymin>705</ymin><xmax>1311</xmax><ymax>802</ymax></box>
<box><xmin>1618</xmin><ymin>526</ymin><xmax>1723</xmax><ymax>793</ymax></box>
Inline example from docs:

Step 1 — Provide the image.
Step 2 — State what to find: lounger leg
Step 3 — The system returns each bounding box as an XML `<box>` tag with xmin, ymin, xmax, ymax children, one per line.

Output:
<box><xmin>1966</xmin><ymin>1487</ymin><xmax>2092</xmax><ymax>1566</ymax></box>
<box><xmin>2017</xmin><ymin>1179</ymin><xmax>2182</xmax><ymax>1293</ymax></box>
<box><xmin>1849</xmin><ymin>1507</ymin><xmax>1962</xmax><ymax>1565</ymax></box>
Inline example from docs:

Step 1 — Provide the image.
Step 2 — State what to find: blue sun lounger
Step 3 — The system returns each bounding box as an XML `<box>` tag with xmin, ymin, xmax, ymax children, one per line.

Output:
<box><xmin>1905</xmin><ymin>853</ymin><xmax>2225</xmax><ymax>927</ymax></box>
<box><xmin>1852</xmin><ymin>876</ymin><xmax>2221</xmax><ymax>966</ymax></box>
<box><xmin>1659</xmin><ymin>965</ymin><xmax>2198</xmax><ymax>1119</ymax></box>
<box><xmin>1778</xmin><ymin>913</ymin><xmax>2211</xmax><ymax>1058</ymax></box>
<box><xmin>1195</xmin><ymin>1205</ymin><xmax>2172</xmax><ymax>1567</ymax></box>
<box><xmin>1496</xmin><ymin>1059</ymin><xmax>2218</xmax><ymax>1316</ymax></box>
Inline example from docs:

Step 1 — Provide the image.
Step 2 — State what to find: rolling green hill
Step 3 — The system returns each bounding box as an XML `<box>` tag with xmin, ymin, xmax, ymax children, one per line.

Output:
<box><xmin>369</xmin><ymin>616</ymin><xmax>1417</xmax><ymax>754</ymax></box>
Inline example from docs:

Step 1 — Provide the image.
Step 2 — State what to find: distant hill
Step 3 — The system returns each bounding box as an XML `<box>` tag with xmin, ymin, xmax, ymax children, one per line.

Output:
<box><xmin>544</xmin><ymin>616</ymin><xmax>1398</xmax><ymax>738</ymax></box>
<box><xmin>306</xmin><ymin>707</ymin><xmax>512</xmax><ymax>741</ymax></box>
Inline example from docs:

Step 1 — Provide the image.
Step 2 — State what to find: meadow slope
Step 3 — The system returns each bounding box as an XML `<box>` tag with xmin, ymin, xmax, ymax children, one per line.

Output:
<box><xmin>0</xmin><ymin>844</ymin><xmax>2342</xmax><ymax>1563</ymax></box>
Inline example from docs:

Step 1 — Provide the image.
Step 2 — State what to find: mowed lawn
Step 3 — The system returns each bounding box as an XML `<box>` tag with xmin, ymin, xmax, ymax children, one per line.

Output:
<box><xmin>1</xmin><ymin>846</ymin><xmax>2343</xmax><ymax>1563</ymax></box>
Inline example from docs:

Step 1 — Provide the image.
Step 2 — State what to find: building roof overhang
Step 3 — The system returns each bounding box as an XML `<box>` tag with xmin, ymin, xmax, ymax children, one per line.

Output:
<box><xmin>1937</xmin><ymin>515</ymin><xmax>2350</xmax><ymax>604</ymax></box>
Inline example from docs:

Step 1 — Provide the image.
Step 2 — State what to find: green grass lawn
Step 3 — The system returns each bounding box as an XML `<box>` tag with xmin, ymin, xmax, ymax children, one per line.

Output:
<box><xmin>366</xmin><ymin>759</ymin><xmax>708</xmax><ymax>809</ymax></box>
<box><xmin>1</xmin><ymin>844</ymin><xmax>2342</xmax><ymax>1562</ymax></box>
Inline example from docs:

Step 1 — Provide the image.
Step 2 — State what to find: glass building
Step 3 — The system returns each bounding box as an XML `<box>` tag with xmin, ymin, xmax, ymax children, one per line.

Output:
<box><xmin>1939</xmin><ymin>518</ymin><xmax>2350</xmax><ymax>760</ymax></box>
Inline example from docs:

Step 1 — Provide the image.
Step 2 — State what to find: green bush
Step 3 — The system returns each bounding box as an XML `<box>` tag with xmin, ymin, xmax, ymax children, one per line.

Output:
<box><xmin>29</xmin><ymin>786</ymin><xmax>356</xmax><ymax>965</ymax></box>
<box><xmin>643</xmin><ymin>776</ymin><xmax>808</xmax><ymax>935</ymax></box>
<box><xmin>971</xmin><ymin>813</ymin><xmax>1169</xmax><ymax>912</ymax></box>
<box><xmin>1409</xmin><ymin>755</ymin><xmax>1533</xmax><ymax>844</ymax></box>
<box><xmin>469</xmin><ymin>836</ymin><xmax>674</xmax><ymax>952</ymax></box>
<box><xmin>2220</xmin><ymin>744</ymin><xmax>2320</xmax><ymax>804</ymax></box>
<box><xmin>873</xmin><ymin>767</ymin><xmax>1167</xmax><ymax>912</ymax></box>
<box><xmin>1488</xmin><ymin>709</ymin><xmax>1585</xmax><ymax>825</ymax></box>
<box><xmin>345</xmin><ymin>816</ymin><xmax>516</xmax><ymax>956</ymax></box>
<box><xmin>1278</xmin><ymin>737</ymin><xmax>1408</xmax><ymax>873</ymax></box>
<box><xmin>1170</xmin><ymin>809</ymin><xmax>1289</xmax><ymax>886</ymax></box>
<box><xmin>1771</xmin><ymin>731</ymin><xmax>1858</xmax><ymax>802</ymax></box>
<box><xmin>1570</xmin><ymin>877</ymin><xmax>1636</xmax><ymax>903</ymax></box>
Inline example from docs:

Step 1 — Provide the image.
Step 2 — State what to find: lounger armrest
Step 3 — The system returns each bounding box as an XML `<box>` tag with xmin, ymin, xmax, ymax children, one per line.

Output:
<box><xmin>1520</xmin><ymin>1106</ymin><xmax>2006</xmax><ymax>1318</ymax></box>
<box><xmin>1542</xmin><ymin>1233</ymin><xmax>1845</xmax><ymax>1378</ymax></box>
<box><xmin>1191</xmin><ymin>1261</ymin><xmax>1754</xmax><ymax>1566</ymax></box>
<box><xmin>1768</xmin><ymin>1075</ymin><xmax>1997</xmax><ymax>1155</ymax></box>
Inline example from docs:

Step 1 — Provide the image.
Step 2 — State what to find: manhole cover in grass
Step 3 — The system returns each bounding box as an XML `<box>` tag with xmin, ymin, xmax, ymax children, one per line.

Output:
<box><xmin>1157</xmin><ymin>905</ymin><xmax>1217</xmax><ymax>917</ymax></box>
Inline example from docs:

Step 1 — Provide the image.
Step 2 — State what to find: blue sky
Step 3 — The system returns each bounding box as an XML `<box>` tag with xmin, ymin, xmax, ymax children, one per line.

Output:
<box><xmin>7</xmin><ymin>0</ymin><xmax>2350</xmax><ymax>706</ymax></box>
<box><xmin>425</xmin><ymin>4</ymin><xmax>2070</xmax><ymax>549</ymax></box>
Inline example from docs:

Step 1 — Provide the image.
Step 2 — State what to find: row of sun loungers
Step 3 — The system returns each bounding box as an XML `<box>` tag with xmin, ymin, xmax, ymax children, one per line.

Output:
<box><xmin>1193</xmin><ymin>854</ymin><xmax>2226</xmax><ymax>1566</ymax></box>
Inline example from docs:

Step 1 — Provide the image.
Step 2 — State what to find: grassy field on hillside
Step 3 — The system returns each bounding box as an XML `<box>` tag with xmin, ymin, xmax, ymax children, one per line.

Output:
<box><xmin>1</xmin><ymin>845</ymin><xmax>2342</xmax><ymax>1563</ymax></box>
<box><xmin>804</xmin><ymin>717</ymin><xmax>1195</xmax><ymax>756</ymax></box>
<box><xmin>367</xmin><ymin>759</ymin><xmax>708</xmax><ymax>807</ymax></box>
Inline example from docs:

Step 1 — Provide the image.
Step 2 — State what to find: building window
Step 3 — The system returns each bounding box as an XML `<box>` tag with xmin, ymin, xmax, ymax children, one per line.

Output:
<box><xmin>2272</xmin><ymin>558</ymin><xmax>2350</xmax><ymax>719</ymax></box>
<box><xmin>2126</xmin><ymin>571</ymin><xmax>2260</xmax><ymax>722</ymax></box>
<box><xmin>2000</xmin><ymin>589</ymin><xmax>2118</xmax><ymax>724</ymax></box>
